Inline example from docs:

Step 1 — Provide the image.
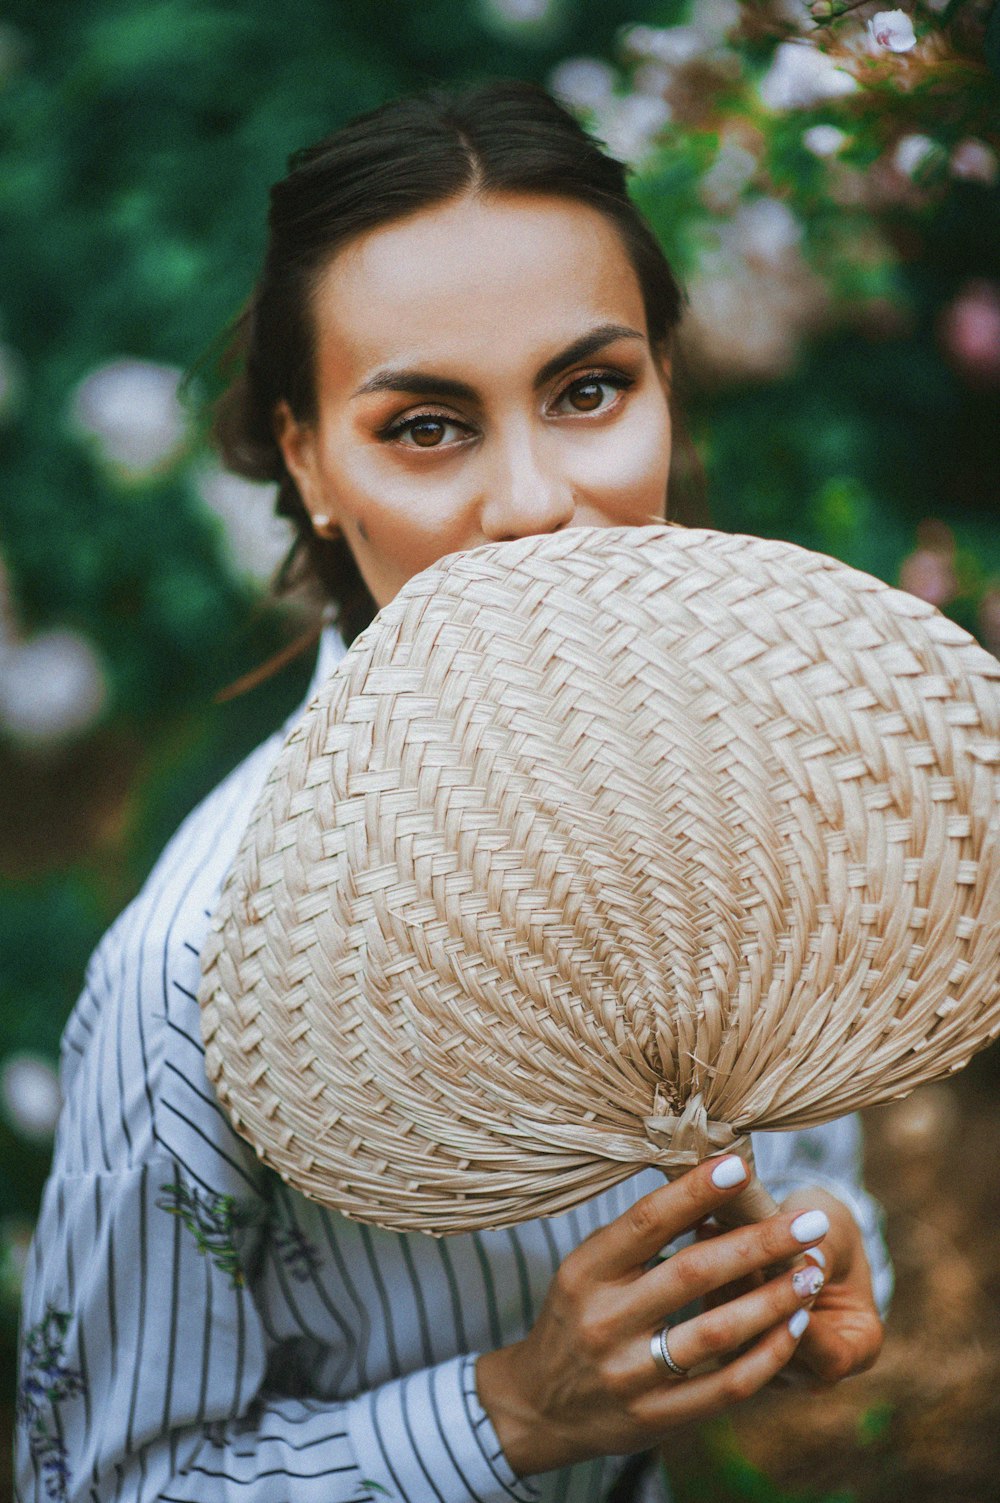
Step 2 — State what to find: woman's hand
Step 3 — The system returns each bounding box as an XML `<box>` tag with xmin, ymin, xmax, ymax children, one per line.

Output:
<box><xmin>475</xmin><ymin>1157</ymin><xmax>830</xmax><ymax>1478</ymax></box>
<box><xmin>776</xmin><ymin>1186</ymin><xmax>884</xmax><ymax>1388</ymax></box>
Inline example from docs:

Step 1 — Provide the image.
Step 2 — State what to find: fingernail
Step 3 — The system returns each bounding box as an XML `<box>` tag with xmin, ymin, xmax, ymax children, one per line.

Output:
<box><xmin>710</xmin><ymin>1156</ymin><xmax>748</xmax><ymax>1189</ymax></box>
<box><xmin>803</xmin><ymin>1247</ymin><xmax>826</xmax><ymax>1270</ymax></box>
<box><xmin>790</xmin><ymin>1210</ymin><xmax>829</xmax><ymax>1244</ymax></box>
<box><xmin>792</xmin><ymin>1266</ymin><xmax>824</xmax><ymax>1300</ymax></box>
<box><xmin>788</xmin><ymin>1309</ymin><xmax>811</xmax><ymax>1340</ymax></box>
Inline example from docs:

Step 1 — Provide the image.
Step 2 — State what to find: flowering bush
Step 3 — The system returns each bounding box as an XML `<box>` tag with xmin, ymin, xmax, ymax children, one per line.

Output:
<box><xmin>548</xmin><ymin>0</ymin><xmax>999</xmax><ymax>638</ymax></box>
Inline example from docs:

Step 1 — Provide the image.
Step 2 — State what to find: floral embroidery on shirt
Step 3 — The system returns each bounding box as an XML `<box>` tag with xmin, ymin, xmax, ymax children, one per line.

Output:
<box><xmin>18</xmin><ymin>1305</ymin><xmax>86</xmax><ymax>1503</ymax></box>
<box><xmin>156</xmin><ymin>1175</ymin><xmax>260</xmax><ymax>1288</ymax></box>
<box><xmin>273</xmin><ymin>1224</ymin><xmax>323</xmax><ymax>1282</ymax></box>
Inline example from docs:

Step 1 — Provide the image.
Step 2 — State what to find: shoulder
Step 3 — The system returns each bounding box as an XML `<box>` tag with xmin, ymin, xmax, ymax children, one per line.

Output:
<box><xmin>53</xmin><ymin>626</ymin><xmax>347</xmax><ymax>1181</ymax></box>
<box><xmin>55</xmin><ymin>714</ymin><xmax>298</xmax><ymax>1179</ymax></box>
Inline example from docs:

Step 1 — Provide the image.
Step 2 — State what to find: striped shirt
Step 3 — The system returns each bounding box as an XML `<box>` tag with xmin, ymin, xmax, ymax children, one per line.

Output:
<box><xmin>15</xmin><ymin>623</ymin><xmax>893</xmax><ymax>1503</ymax></box>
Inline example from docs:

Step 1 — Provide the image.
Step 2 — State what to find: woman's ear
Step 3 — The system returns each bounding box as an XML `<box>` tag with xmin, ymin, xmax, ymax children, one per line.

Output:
<box><xmin>656</xmin><ymin>349</ymin><xmax>673</xmax><ymax>401</ymax></box>
<box><xmin>273</xmin><ymin>400</ymin><xmax>339</xmax><ymax>535</ymax></box>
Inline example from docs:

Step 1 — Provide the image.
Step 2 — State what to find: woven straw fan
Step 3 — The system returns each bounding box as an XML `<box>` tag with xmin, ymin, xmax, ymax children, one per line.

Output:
<box><xmin>199</xmin><ymin>525</ymin><xmax>1000</xmax><ymax>1235</ymax></box>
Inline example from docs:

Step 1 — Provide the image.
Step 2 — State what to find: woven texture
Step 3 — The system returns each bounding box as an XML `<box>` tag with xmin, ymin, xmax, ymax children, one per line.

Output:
<box><xmin>199</xmin><ymin>525</ymin><xmax>1000</xmax><ymax>1234</ymax></box>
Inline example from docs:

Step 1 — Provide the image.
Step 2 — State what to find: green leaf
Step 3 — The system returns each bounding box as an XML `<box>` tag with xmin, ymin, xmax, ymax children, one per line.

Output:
<box><xmin>858</xmin><ymin>1402</ymin><xmax>895</xmax><ymax>1445</ymax></box>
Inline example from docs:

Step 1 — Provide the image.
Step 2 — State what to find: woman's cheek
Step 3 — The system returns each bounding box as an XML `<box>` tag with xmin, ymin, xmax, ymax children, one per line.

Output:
<box><xmin>350</xmin><ymin>486</ymin><xmax>472</xmax><ymax>577</ymax></box>
<box><xmin>578</xmin><ymin>430</ymin><xmax>670</xmax><ymax>514</ymax></box>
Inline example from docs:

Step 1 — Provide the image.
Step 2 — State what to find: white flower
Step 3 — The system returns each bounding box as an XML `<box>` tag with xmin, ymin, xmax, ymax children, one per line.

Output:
<box><xmin>689</xmin><ymin>0</ymin><xmax>741</xmax><ymax>41</ymax></box>
<box><xmin>950</xmin><ymin>138</ymin><xmax>999</xmax><ymax>186</ymax></box>
<box><xmin>630</xmin><ymin>61</ymin><xmax>674</xmax><ymax>99</ymax></box>
<box><xmin>681</xmin><ymin>195</ymin><xmax>827</xmax><ymax>382</ymax></box>
<box><xmin>595</xmin><ymin>92</ymin><xmax>672</xmax><ymax>167</ymax></box>
<box><xmin>893</xmin><ymin>133</ymin><xmax>939</xmax><ymax>177</ymax></box>
<box><xmin>620</xmin><ymin>25</ymin><xmax>658</xmax><ymax>58</ymax></box>
<box><xmin>621</xmin><ymin>25</ymin><xmax>706</xmax><ymax>68</ymax></box>
<box><xmin>1</xmin><ymin>1054</ymin><xmax>61</xmax><ymax>1142</ymax></box>
<box><xmin>0</xmin><ymin>628</ymin><xmax>107</xmax><ymax>745</ymax></box>
<box><xmin>195</xmin><ymin>464</ymin><xmax>295</xmax><ymax>586</ymax></box>
<box><xmin>699</xmin><ymin>140</ymin><xmax>759</xmax><ymax>212</ymax></box>
<box><xmin>802</xmin><ymin>124</ymin><xmax>849</xmax><ymax>158</ymax></box>
<box><xmin>681</xmin><ymin>254</ymin><xmax>827</xmax><ymax>381</ymax></box>
<box><xmin>758</xmin><ymin>41</ymin><xmax>859</xmax><ymax>110</ymax></box>
<box><xmin>731</xmin><ymin>197</ymin><xmax>803</xmax><ymax>266</ymax></box>
<box><xmin>867</xmin><ymin>9</ymin><xmax>917</xmax><ymax>51</ymax></box>
<box><xmin>682</xmin><ymin>269</ymin><xmax>802</xmax><ymax>378</ymax></box>
<box><xmin>70</xmin><ymin>358</ymin><xmax>187</xmax><ymax>478</ymax></box>
<box><xmin>547</xmin><ymin>57</ymin><xmax>617</xmax><ymax>112</ymax></box>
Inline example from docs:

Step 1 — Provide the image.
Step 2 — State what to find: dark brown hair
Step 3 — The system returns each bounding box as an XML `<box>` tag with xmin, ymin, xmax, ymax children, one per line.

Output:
<box><xmin>212</xmin><ymin>77</ymin><xmax>702</xmax><ymax>692</ymax></box>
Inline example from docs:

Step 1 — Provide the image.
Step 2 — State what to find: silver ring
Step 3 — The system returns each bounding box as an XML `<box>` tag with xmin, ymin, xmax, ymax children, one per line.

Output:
<box><xmin>650</xmin><ymin>1326</ymin><xmax>689</xmax><ymax>1378</ymax></box>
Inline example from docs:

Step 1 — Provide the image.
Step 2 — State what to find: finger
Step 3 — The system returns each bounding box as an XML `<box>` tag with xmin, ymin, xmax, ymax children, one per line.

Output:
<box><xmin>796</xmin><ymin>1303</ymin><xmax>885</xmax><ymax>1384</ymax></box>
<box><xmin>629</xmin><ymin>1207</ymin><xmax>829</xmax><ymax>1327</ymax></box>
<box><xmin>637</xmin><ymin>1307</ymin><xmax>812</xmax><ymax>1428</ymax></box>
<box><xmin>655</xmin><ymin>1263</ymin><xmax>824</xmax><ymax>1376</ymax></box>
<box><xmin>703</xmin><ymin>1268</ymin><xmax>764</xmax><ymax>1312</ymax></box>
<box><xmin>572</xmin><ymin>1155</ymin><xmax>752</xmax><ymax>1281</ymax></box>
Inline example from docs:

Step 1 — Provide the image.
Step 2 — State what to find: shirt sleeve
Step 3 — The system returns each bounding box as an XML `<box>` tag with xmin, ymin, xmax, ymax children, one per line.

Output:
<box><xmin>15</xmin><ymin>1159</ymin><xmax>539</xmax><ymax>1503</ymax></box>
<box><xmin>751</xmin><ymin>1117</ymin><xmax>894</xmax><ymax>1320</ymax></box>
<box><xmin>16</xmin><ymin>720</ymin><xmax>540</xmax><ymax>1503</ymax></box>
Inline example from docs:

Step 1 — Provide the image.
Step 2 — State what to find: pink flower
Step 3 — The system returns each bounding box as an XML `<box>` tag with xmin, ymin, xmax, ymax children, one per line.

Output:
<box><xmin>950</xmin><ymin>139</ymin><xmax>999</xmax><ymax>187</ymax></box>
<box><xmin>867</xmin><ymin>9</ymin><xmax>917</xmax><ymax>52</ymax></box>
<box><xmin>939</xmin><ymin>280</ymin><xmax>1000</xmax><ymax>384</ymax></box>
<box><xmin>899</xmin><ymin>549</ymin><xmax>958</xmax><ymax>608</ymax></box>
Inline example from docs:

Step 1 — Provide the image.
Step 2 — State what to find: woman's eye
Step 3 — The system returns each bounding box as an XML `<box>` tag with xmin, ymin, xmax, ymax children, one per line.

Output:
<box><xmin>382</xmin><ymin>413</ymin><xmax>469</xmax><ymax>448</ymax></box>
<box><xmin>556</xmin><ymin>373</ymin><xmax>634</xmax><ymax>415</ymax></box>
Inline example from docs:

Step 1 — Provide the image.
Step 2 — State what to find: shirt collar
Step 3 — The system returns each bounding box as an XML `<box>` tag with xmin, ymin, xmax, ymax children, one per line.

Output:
<box><xmin>304</xmin><ymin>619</ymin><xmax>350</xmax><ymax>704</ymax></box>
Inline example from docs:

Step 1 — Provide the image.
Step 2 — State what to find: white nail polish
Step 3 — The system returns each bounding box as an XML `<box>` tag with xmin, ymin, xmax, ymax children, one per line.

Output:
<box><xmin>710</xmin><ymin>1156</ymin><xmax>748</xmax><ymax>1189</ymax></box>
<box><xmin>790</xmin><ymin>1210</ymin><xmax>829</xmax><ymax>1244</ymax></box>
<box><xmin>803</xmin><ymin>1247</ymin><xmax>826</xmax><ymax>1270</ymax></box>
<box><xmin>788</xmin><ymin>1309</ymin><xmax>810</xmax><ymax>1340</ymax></box>
<box><xmin>792</xmin><ymin>1265</ymin><xmax>824</xmax><ymax>1299</ymax></box>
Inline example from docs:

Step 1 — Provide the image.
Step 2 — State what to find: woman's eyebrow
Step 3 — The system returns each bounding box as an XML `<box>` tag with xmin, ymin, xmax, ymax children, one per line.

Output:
<box><xmin>351</xmin><ymin>323</ymin><xmax>646</xmax><ymax>401</ymax></box>
<box><xmin>534</xmin><ymin>324</ymin><xmax>646</xmax><ymax>389</ymax></box>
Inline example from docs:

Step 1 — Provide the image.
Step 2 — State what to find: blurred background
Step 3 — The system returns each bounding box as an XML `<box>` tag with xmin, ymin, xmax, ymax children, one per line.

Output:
<box><xmin>1</xmin><ymin>1</ymin><xmax>998</xmax><ymax>1497</ymax></box>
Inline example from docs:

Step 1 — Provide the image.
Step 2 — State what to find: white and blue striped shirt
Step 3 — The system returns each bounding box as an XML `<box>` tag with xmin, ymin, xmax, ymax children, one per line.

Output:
<box><xmin>16</xmin><ymin>623</ymin><xmax>893</xmax><ymax>1503</ymax></box>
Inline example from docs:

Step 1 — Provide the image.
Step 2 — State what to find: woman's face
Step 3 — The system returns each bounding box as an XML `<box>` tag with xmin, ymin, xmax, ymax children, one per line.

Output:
<box><xmin>275</xmin><ymin>191</ymin><xmax>673</xmax><ymax>611</ymax></box>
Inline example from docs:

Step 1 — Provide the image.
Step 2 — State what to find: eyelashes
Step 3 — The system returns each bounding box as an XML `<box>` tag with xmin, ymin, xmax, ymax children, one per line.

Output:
<box><xmin>377</xmin><ymin>370</ymin><xmax>637</xmax><ymax>449</ymax></box>
<box><xmin>380</xmin><ymin>411</ymin><xmax>470</xmax><ymax>448</ymax></box>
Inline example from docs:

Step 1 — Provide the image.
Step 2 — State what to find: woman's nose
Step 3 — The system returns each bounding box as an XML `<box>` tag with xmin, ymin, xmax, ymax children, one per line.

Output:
<box><xmin>478</xmin><ymin>432</ymin><xmax>576</xmax><ymax>542</ymax></box>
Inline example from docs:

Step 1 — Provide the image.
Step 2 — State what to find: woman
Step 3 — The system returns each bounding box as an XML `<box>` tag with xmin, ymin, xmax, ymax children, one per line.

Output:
<box><xmin>16</xmin><ymin>79</ymin><xmax>891</xmax><ymax>1503</ymax></box>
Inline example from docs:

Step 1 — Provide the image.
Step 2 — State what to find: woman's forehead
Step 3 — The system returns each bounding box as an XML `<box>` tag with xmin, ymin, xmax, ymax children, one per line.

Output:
<box><xmin>309</xmin><ymin>192</ymin><xmax>648</xmax><ymax>387</ymax></box>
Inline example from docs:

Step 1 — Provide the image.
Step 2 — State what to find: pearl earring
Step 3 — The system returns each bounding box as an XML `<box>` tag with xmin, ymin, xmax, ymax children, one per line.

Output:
<box><xmin>313</xmin><ymin>513</ymin><xmax>330</xmax><ymax>529</ymax></box>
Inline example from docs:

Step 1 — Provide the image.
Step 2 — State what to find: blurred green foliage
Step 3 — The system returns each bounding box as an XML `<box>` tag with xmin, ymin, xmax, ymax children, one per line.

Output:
<box><xmin>669</xmin><ymin>1416</ymin><xmax>862</xmax><ymax>1502</ymax></box>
